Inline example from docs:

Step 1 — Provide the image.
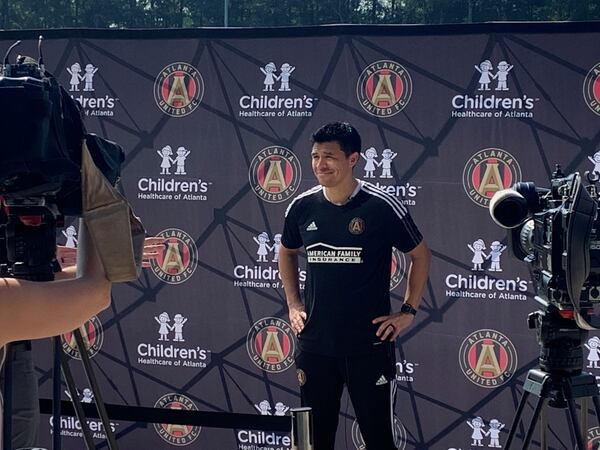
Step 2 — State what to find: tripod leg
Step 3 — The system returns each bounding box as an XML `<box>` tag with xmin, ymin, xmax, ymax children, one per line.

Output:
<box><xmin>53</xmin><ymin>338</ymin><xmax>62</xmax><ymax>450</ymax></box>
<box><xmin>592</xmin><ymin>395</ymin><xmax>600</xmax><ymax>423</ymax></box>
<box><xmin>566</xmin><ymin>397</ymin><xmax>586</xmax><ymax>450</ymax></box>
<box><xmin>540</xmin><ymin>406</ymin><xmax>547</xmax><ymax>450</ymax></box>
<box><xmin>59</xmin><ymin>349</ymin><xmax>95</xmax><ymax>449</ymax></box>
<box><xmin>522</xmin><ymin>396</ymin><xmax>546</xmax><ymax>450</ymax></box>
<box><xmin>74</xmin><ymin>328</ymin><xmax>119</xmax><ymax>450</ymax></box>
<box><xmin>3</xmin><ymin>344</ymin><xmax>13</xmax><ymax>450</ymax></box>
<box><xmin>505</xmin><ymin>390</ymin><xmax>530</xmax><ymax>450</ymax></box>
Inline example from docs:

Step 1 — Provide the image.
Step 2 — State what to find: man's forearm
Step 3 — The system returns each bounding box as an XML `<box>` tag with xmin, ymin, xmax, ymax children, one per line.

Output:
<box><xmin>403</xmin><ymin>242</ymin><xmax>431</xmax><ymax>309</ymax></box>
<box><xmin>278</xmin><ymin>249</ymin><xmax>303</xmax><ymax>309</ymax></box>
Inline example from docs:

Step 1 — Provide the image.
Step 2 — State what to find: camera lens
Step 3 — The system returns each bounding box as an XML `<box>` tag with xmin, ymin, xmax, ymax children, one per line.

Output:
<box><xmin>489</xmin><ymin>189</ymin><xmax>530</xmax><ymax>229</ymax></box>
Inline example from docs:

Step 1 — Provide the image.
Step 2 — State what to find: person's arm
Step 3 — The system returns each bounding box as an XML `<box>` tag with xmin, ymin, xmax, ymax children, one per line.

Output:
<box><xmin>373</xmin><ymin>240</ymin><xmax>431</xmax><ymax>341</ymax></box>
<box><xmin>55</xmin><ymin>236</ymin><xmax>166</xmax><ymax>281</ymax></box>
<box><xmin>0</xmin><ymin>218</ymin><xmax>111</xmax><ymax>347</ymax></box>
<box><xmin>278</xmin><ymin>244</ymin><xmax>306</xmax><ymax>335</ymax></box>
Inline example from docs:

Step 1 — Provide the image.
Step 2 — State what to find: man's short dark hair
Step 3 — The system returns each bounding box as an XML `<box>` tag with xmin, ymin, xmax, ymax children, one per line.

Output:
<box><xmin>311</xmin><ymin>122</ymin><xmax>362</xmax><ymax>156</ymax></box>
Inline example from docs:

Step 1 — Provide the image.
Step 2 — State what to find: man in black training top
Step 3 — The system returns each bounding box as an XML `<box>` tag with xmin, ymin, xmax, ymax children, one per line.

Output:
<box><xmin>278</xmin><ymin>122</ymin><xmax>431</xmax><ymax>450</ymax></box>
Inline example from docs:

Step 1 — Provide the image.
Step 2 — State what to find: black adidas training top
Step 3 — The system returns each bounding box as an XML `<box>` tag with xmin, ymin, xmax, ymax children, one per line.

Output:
<box><xmin>282</xmin><ymin>181</ymin><xmax>423</xmax><ymax>356</ymax></box>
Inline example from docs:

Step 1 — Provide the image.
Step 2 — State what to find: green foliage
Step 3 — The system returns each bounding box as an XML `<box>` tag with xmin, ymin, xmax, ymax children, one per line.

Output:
<box><xmin>1</xmin><ymin>0</ymin><xmax>600</xmax><ymax>29</ymax></box>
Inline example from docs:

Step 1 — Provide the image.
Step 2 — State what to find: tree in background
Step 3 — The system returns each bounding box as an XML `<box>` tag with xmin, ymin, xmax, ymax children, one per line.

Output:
<box><xmin>1</xmin><ymin>0</ymin><xmax>599</xmax><ymax>29</ymax></box>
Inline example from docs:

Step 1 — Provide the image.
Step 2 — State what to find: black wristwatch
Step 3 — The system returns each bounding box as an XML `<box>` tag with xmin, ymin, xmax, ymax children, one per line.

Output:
<box><xmin>400</xmin><ymin>302</ymin><xmax>418</xmax><ymax>316</ymax></box>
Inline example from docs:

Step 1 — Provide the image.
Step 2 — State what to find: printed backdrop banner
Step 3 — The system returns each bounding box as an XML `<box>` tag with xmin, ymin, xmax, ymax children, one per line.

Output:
<box><xmin>1</xmin><ymin>22</ymin><xmax>600</xmax><ymax>449</ymax></box>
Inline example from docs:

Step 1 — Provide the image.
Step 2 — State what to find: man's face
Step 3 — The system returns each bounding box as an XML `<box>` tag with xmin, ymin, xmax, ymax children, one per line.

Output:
<box><xmin>311</xmin><ymin>141</ymin><xmax>357</xmax><ymax>188</ymax></box>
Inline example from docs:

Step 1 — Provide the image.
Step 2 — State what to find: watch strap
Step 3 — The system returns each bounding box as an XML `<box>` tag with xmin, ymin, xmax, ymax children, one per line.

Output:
<box><xmin>400</xmin><ymin>302</ymin><xmax>417</xmax><ymax>316</ymax></box>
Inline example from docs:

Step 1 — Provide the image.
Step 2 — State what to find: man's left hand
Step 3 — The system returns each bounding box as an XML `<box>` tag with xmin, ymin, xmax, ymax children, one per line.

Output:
<box><xmin>372</xmin><ymin>313</ymin><xmax>415</xmax><ymax>341</ymax></box>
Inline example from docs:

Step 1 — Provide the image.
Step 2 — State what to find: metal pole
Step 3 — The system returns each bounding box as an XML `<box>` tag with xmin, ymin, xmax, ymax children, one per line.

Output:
<box><xmin>224</xmin><ymin>0</ymin><xmax>228</xmax><ymax>27</ymax></box>
<box><xmin>291</xmin><ymin>407</ymin><xmax>313</xmax><ymax>450</ymax></box>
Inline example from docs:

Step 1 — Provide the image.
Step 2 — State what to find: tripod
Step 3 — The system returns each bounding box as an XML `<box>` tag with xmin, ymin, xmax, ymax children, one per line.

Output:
<box><xmin>504</xmin><ymin>301</ymin><xmax>600</xmax><ymax>450</ymax></box>
<box><xmin>0</xmin><ymin>201</ymin><xmax>119</xmax><ymax>450</ymax></box>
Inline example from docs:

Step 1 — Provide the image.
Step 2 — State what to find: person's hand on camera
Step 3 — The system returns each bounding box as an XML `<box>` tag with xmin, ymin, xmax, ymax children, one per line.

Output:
<box><xmin>142</xmin><ymin>236</ymin><xmax>167</xmax><ymax>268</ymax></box>
<box><xmin>57</xmin><ymin>236</ymin><xmax>166</xmax><ymax>275</ymax></box>
<box><xmin>373</xmin><ymin>312</ymin><xmax>415</xmax><ymax>341</ymax></box>
<box><xmin>56</xmin><ymin>245</ymin><xmax>77</xmax><ymax>269</ymax></box>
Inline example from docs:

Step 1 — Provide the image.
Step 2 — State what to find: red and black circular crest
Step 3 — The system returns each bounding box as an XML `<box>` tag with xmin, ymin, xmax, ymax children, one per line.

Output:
<box><xmin>463</xmin><ymin>148</ymin><xmax>521</xmax><ymax>208</ymax></box>
<box><xmin>61</xmin><ymin>316</ymin><xmax>104</xmax><ymax>360</ymax></box>
<box><xmin>249</xmin><ymin>146</ymin><xmax>302</xmax><ymax>203</ymax></box>
<box><xmin>459</xmin><ymin>329</ymin><xmax>518</xmax><ymax>388</ymax></box>
<box><xmin>247</xmin><ymin>317</ymin><xmax>295</xmax><ymax>373</ymax></box>
<box><xmin>154</xmin><ymin>62</ymin><xmax>204</xmax><ymax>117</ymax></box>
<box><xmin>151</xmin><ymin>228</ymin><xmax>198</xmax><ymax>284</ymax></box>
<box><xmin>153</xmin><ymin>393</ymin><xmax>200</xmax><ymax>446</ymax></box>
<box><xmin>357</xmin><ymin>60</ymin><xmax>412</xmax><ymax>117</ymax></box>
<box><xmin>583</xmin><ymin>62</ymin><xmax>600</xmax><ymax>116</ymax></box>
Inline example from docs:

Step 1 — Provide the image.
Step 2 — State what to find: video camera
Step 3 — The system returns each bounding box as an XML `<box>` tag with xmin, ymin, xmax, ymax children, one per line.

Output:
<box><xmin>0</xmin><ymin>37</ymin><xmax>123</xmax><ymax>216</ymax></box>
<box><xmin>490</xmin><ymin>165</ymin><xmax>600</xmax><ymax>331</ymax></box>
<box><xmin>0</xmin><ymin>37</ymin><xmax>129</xmax><ymax>279</ymax></box>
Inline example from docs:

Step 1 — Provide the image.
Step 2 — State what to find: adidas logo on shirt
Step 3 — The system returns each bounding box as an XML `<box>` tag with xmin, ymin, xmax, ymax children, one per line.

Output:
<box><xmin>306</xmin><ymin>221</ymin><xmax>318</xmax><ymax>231</ymax></box>
<box><xmin>375</xmin><ymin>375</ymin><xmax>388</xmax><ymax>386</ymax></box>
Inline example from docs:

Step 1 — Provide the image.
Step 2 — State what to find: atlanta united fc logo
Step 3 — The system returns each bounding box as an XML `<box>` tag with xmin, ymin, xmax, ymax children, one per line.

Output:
<box><xmin>583</xmin><ymin>62</ymin><xmax>600</xmax><ymax>116</ymax></box>
<box><xmin>357</xmin><ymin>60</ymin><xmax>412</xmax><ymax>117</ymax></box>
<box><xmin>249</xmin><ymin>146</ymin><xmax>302</xmax><ymax>203</ymax></box>
<box><xmin>247</xmin><ymin>317</ymin><xmax>295</xmax><ymax>373</ymax></box>
<box><xmin>154</xmin><ymin>62</ymin><xmax>204</xmax><ymax>117</ymax></box>
<box><xmin>588</xmin><ymin>426</ymin><xmax>600</xmax><ymax>448</ymax></box>
<box><xmin>150</xmin><ymin>228</ymin><xmax>198</xmax><ymax>284</ymax></box>
<box><xmin>153</xmin><ymin>393</ymin><xmax>201</xmax><ymax>446</ymax></box>
<box><xmin>459</xmin><ymin>329</ymin><xmax>518</xmax><ymax>388</ymax></box>
<box><xmin>390</xmin><ymin>247</ymin><xmax>406</xmax><ymax>291</ymax></box>
<box><xmin>61</xmin><ymin>316</ymin><xmax>104</xmax><ymax>360</ymax></box>
<box><xmin>463</xmin><ymin>148</ymin><xmax>522</xmax><ymax>208</ymax></box>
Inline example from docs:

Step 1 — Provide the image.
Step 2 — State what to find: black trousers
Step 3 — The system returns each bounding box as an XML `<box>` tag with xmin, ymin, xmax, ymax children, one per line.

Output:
<box><xmin>295</xmin><ymin>345</ymin><xmax>397</xmax><ymax>450</ymax></box>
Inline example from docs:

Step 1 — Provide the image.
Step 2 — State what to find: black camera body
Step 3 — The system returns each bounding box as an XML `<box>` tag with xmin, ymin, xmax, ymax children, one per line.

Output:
<box><xmin>490</xmin><ymin>166</ymin><xmax>600</xmax><ymax>330</ymax></box>
<box><xmin>0</xmin><ymin>39</ymin><xmax>125</xmax><ymax>279</ymax></box>
<box><xmin>0</xmin><ymin>43</ymin><xmax>123</xmax><ymax>216</ymax></box>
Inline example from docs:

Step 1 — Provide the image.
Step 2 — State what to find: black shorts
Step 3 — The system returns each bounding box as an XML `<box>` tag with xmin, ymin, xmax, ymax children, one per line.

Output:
<box><xmin>295</xmin><ymin>344</ymin><xmax>397</xmax><ymax>450</ymax></box>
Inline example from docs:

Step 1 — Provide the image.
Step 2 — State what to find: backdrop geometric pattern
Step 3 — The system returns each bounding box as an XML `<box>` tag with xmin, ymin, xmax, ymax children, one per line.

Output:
<box><xmin>1</xmin><ymin>21</ymin><xmax>600</xmax><ymax>449</ymax></box>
